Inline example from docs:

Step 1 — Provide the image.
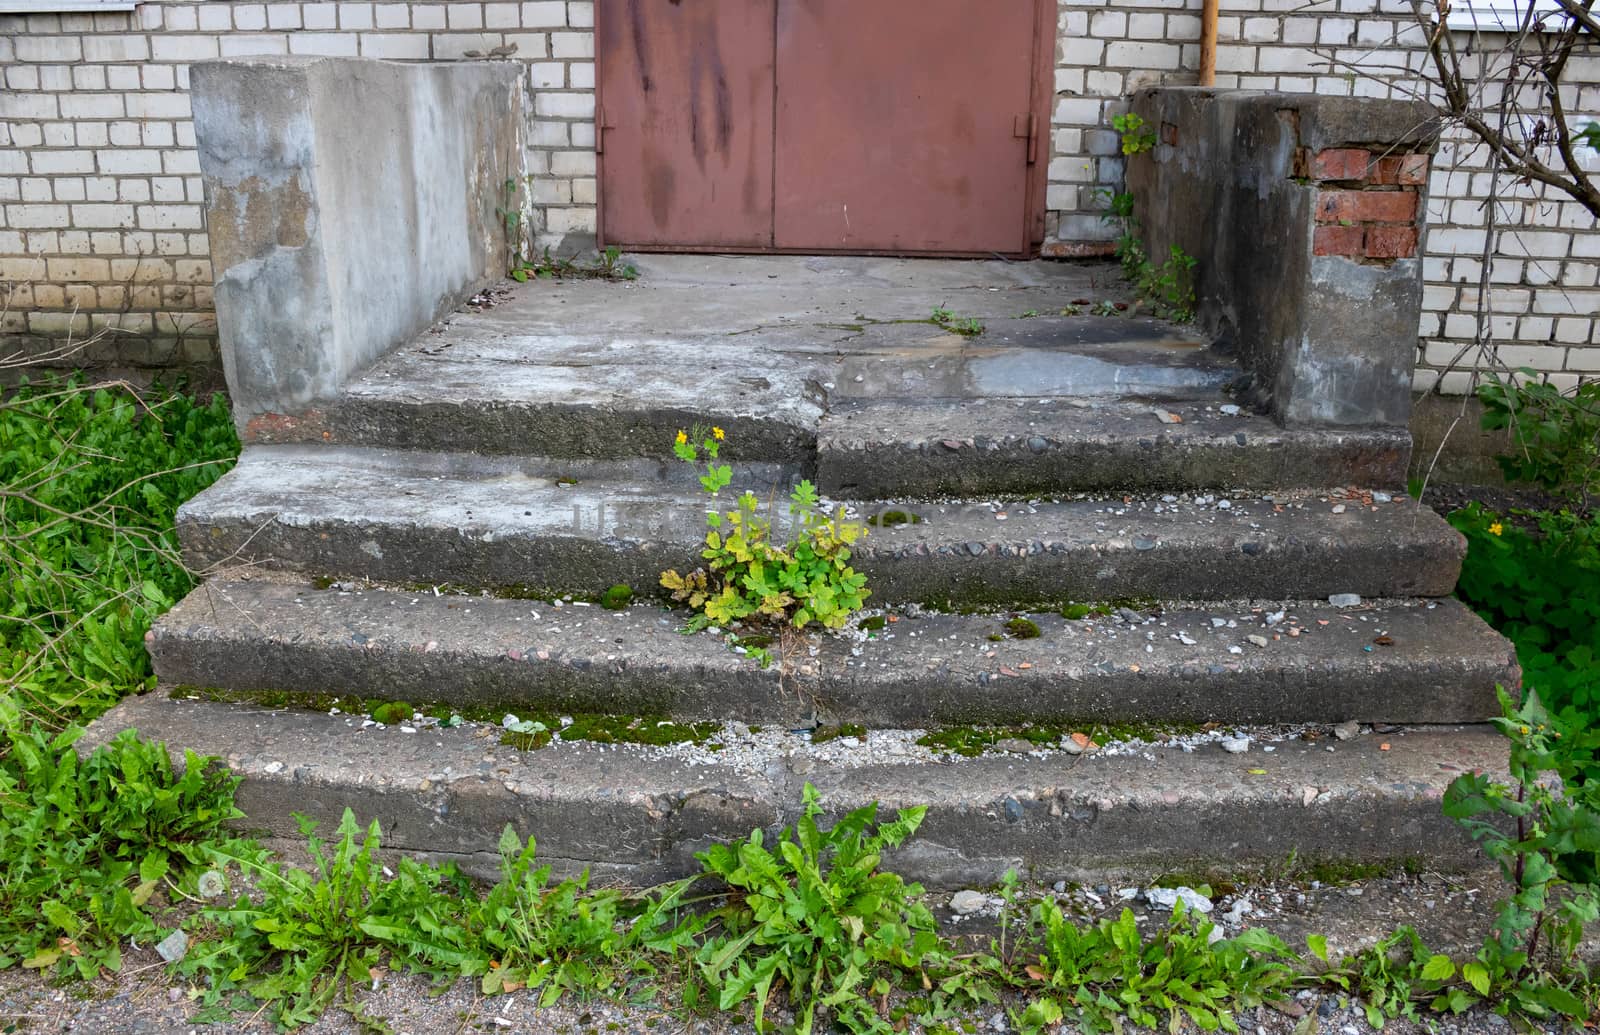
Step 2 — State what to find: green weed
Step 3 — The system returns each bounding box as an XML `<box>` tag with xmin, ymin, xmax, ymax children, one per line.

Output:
<box><xmin>662</xmin><ymin>426</ymin><xmax>870</xmax><ymax>633</ymax></box>
<box><xmin>0</xmin><ymin>379</ymin><xmax>237</xmax><ymax>725</ymax></box>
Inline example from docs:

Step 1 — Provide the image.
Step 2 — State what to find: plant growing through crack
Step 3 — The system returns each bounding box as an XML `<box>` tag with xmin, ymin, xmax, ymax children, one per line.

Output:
<box><xmin>660</xmin><ymin>426</ymin><xmax>869</xmax><ymax>634</ymax></box>
<box><xmin>930</xmin><ymin>306</ymin><xmax>984</xmax><ymax>336</ymax></box>
<box><xmin>1097</xmin><ymin>114</ymin><xmax>1199</xmax><ymax>323</ymax></box>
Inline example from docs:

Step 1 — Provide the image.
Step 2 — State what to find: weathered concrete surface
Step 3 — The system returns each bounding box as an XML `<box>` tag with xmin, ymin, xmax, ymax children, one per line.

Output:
<box><xmin>176</xmin><ymin>445</ymin><xmax>1466</xmax><ymax>604</ymax></box>
<box><xmin>238</xmin><ymin>253</ymin><xmax>1261</xmax><ymax>468</ymax></box>
<box><xmin>192</xmin><ymin>56</ymin><xmax>525</xmax><ymax>434</ymax></box>
<box><xmin>153</xmin><ymin>580</ymin><xmax>1515</xmax><ymax>726</ymax></box>
<box><xmin>818</xmin><ymin>397</ymin><xmax>1411</xmax><ymax>496</ymax></box>
<box><xmin>1128</xmin><ymin>89</ymin><xmax>1439</xmax><ymax>428</ymax></box>
<box><xmin>82</xmin><ymin>690</ymin><xmax>1503</xmax><ymax>886</ymax></box>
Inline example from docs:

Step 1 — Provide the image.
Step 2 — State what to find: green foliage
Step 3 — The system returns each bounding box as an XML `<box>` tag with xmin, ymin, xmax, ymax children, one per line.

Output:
<box><xmin>184</xmin><ymin>809</ymin><xmax>481</xmax><ymax>1028</ymax></box>
<box><xmin>0</xmin><ymin>727</ymin><xmax>242</xmax><ymax>979</ymax></box>
<box><xmin>1111</xmin><ymin>112</ymin><xmax>1156</xmax><ymax>155</ymax></box>
<box><xmin>1014</xmin><ymin>900</ymin><xmax>1298</xmax><ymax>1034</ymax></box>
<box><xmin>661</xmin><ymin>427</ymin><xmax>870</xmax><ymax>632</ymax></box>
<box><xmin>680</xmin><ymin>785</ymin><xmax>958</xmax><ymax>1035</ymax></box>
<box><xmin>930</xmin><ymin>307</ymin><xmax>984</xmax><ymax>336</ymax></box>
<box><xmin>1448</xmin><ymin>503</ymin><xmax>1600</xmax><ymax>780</ymax></box>
<box><xmin>475</xmin><ymin>826</ymin><xmax>653</xmax><ymax>1003</ymax></box>
<box><xmin>1478</xmin><ymin>370</ymin><xmax>1600</xmax><ymax>505</ymax></box>
<box><xmin>0</xmin><ymin>379</ymin><xmax>238</xmax><ymax>725</ymax></box>
<box><xmin>600</xmin><ymin>583</ymin><xmax>634</xmax><ymax>610</ymax></box>
<box><xmin>1098</xmin><ymin>192</ymin><xmax>1198</xmax><ymax>323</ymax></box>
<box><xmin>509</xmin><ymin>246</ymin><xmax>638</xmax><ymax>283</ymax></box>
<box><xmin>1444</xmin><ymin>692</ymin><xmax>1600</xmax><ymax>990</ymax></box>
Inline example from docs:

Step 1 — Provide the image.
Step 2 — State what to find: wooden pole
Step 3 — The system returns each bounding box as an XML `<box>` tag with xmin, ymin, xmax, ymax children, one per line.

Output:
<box><xmin>1199</xmin><ymin>0</ymin><xmax>1220</xmax><ymax>86</ymax></box>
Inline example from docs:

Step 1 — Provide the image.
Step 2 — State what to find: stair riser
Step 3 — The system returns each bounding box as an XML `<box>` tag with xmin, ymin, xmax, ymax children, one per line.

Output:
<box><xmin>817</xmin><ymin>436</ymin><xmax>1410</xmax><ymax>497</ymax></box>
<box><xmin>150</xmin><ymin>583</ymin><xmax>1516</xmax><ymax>728</ymax></box>
<box><xmin>152</xmin><ymin>636</ymin><xmax>1510</xmax><ymax>727</ymax></box>
<box><xmin>178</xmin><ymin>520</ymin><xmax>1464</xmax><ymax>606</ymax></box>
<box><xmin>307</xmin><ymin>401</ymin><xmax>820</xmax><ymax>471</ymax></box>
<box><xmin>81</xmin><ymin>694</ymin><xmax>1503</xmax><ymax>888</ymax></box>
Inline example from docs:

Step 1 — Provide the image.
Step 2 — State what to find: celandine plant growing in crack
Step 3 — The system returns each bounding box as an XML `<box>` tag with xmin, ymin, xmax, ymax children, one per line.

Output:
<box><xmin>660</xmin><ymin>426</ymin><xmax>870</xmax><ymax>643</ymax></box>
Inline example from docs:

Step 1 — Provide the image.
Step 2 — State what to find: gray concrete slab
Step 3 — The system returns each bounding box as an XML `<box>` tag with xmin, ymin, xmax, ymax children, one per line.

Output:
<box><xmin>176</xmin><ymin>445</ymin><xmax>1466</xmax><ymax>605</ymax></box>
<box><xmin>81</xmin><ymin>689</ymin><xmax>1504</xmax><ymax>887</ymax></box>
<box><xmin>152</xmin><ymin>579</ymin><xmax>1514</xmax><ymax>726</ymax></box>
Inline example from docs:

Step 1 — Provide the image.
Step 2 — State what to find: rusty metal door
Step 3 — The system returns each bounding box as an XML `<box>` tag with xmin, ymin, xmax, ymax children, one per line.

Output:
<box><xmin>772</xmin><ymin>0</ymin><xmax>1039</xmax><ymax>256</ymax></box>
<box><xmin>596</xmin><ymin>0</ymin><xmax>776</xmax><ymax>248</ymax></box>
<box><xmin>596</xmin><ymin>0</ymin><xmax>1046</xmax><ymax>256</ymax></box>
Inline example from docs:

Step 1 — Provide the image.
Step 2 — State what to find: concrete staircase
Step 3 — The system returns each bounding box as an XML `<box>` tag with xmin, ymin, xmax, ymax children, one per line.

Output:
<box><xmin>88</xmin><ymin>255</ymin><xmax>1515</xmax><ymax>886</ymax></box>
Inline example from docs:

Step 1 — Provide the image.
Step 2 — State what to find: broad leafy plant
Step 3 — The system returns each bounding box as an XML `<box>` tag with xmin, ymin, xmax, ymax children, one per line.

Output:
<box><xmin>1014</xmin><ymin>899</ymin><xmax>1298</xmax><ymax>1034</ymax></box>
<box><xmin>0</xmin><ymin>727</ymin><xmax>242</xmax><ymax>979</ymax></box>
<box><xmin>677</xmin><ymin>785</ymin><xmax>953</xmax><ymax>1034</ymax></box>
<box><xmin>661</xmin><ymin>427</ymin><xmax>870</xmax><ymax>632</ymax></box>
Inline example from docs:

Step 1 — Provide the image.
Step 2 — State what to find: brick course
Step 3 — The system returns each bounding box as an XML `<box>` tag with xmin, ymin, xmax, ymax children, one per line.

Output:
<box><xmin>0</xmin><ymin>0</ymin><xmax>1594</xmax><ymax>390</ymax></box>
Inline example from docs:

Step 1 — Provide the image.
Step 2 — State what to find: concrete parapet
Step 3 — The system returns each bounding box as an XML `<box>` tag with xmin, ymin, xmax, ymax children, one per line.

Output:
<box><xmin>1128</xmin><ymin>89</ymin><xmax>1439</xmax><ymax>428</ymax></box>
<box><xmin>190</xmin><ymin>55</ymin><xmax>526</xmax><ymax>435</ymax></box>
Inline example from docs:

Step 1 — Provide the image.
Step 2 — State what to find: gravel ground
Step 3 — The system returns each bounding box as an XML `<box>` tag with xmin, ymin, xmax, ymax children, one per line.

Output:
<box><xmin>0</xmin><ymin>869</ymin><xmax>1589</xmax><ymax>1034</ymax></box>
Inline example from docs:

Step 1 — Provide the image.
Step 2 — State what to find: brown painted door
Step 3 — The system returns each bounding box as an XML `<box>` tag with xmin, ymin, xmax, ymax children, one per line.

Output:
<box><xmin>772</xmin><ymin>0</ymin><xmax>1038</xmax><ymax>255</ymax></box>
<box><xmin>597</xmin><ymin>1</ymin><xmax>1043</xmax><ymax>256</ymax></box>
<box><xmin>596</xmin><ymin>0</ymin><xmax>776</xmax><ymax>248</ymax></box>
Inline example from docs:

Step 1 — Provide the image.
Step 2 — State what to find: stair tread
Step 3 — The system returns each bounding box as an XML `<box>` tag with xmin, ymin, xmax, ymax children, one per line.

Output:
<box><xmin>154</xmin><ymin>579</ymin><xmax>1513</xmax><ymax>726</ymax></box>
<box><xmin>179</xmin><ymin>445</ymin><xmax>1464</xmax><ymax>604</ymax></box>
<box><xmin>82</xmin><ymin>688</ymin><xmax>1505</xmax><ymax>886</ymax></box>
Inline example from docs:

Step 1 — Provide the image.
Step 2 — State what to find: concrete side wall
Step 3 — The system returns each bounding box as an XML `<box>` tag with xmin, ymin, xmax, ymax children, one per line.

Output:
<box><xmin>1130</xmin><ymin>89</ymin><xmax>1437</xmax><ymax>425</ymax></box>
<box><xmin>191</xmin><ymin>55</ymin><xmax>522</xmax><ymax>432</ymax></box>
<box><xmin>0</xmin><ymin>2</ymin><xmax>1592</xmax><ymax>396</ymax></box>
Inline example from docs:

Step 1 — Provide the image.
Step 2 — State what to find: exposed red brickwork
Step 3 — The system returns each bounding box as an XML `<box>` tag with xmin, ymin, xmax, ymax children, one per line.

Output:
<box><xmin>1310</xmin><ymin>147</ymin><xmax>1371</xmax><ymax>181</ymax></box>
<box><xmin>1314</xmin><ymin>224</ymin><xmax>1366</xmax><ymax>257</ymax></box>
<box><xmin>1160</xmin><ymin>121</ymin><xmax>1179</xmax><ymax>146</ymax></box>
<box><xmin>1315</xmin><ymin>189</ymin><xmax>1417</xmax><ymax>224</ymax></box>
<box><xmin>1040</xmin><ymin>240</ymin><xmax>1116</xmax><ymax>259</ymax></box>
<box><xmin>1301</xmin><ymin>146</ymin><xmax>1427</xmax><ymax>264</ymax></box>
<box><xmin>1365</xmin><ymin>225</ymin><xmax>1419</xmax><ymax>259</ymax></box>
<box><xmin>243</xmin><ymin>409</ymin><xmax>328</xmax><ymax>443</ymax></box>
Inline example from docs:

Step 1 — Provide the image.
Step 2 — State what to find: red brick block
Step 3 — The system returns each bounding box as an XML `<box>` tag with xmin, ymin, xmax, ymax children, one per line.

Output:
<box><xmin>1372</xmin><ymin>157</ymin><xmax>1402</xmax><ymax>185</ymax></box>
<box><xmin>1312</xmin><ymin>147</ymin><xmax>1371</xmax><ymax>181</ymax></box>
<box><xmin>1315</xmin><ymin>189</ymin><xmax>1417</xmax><ymax>224</ymax></box>
<box><xmin>1161</xmin><ymin>121</ymin><xmax>1178</xmax><ymax>146</ymax></box>
<box><xmin>1396</xmin><ymin>153</ymin><xmax>1429</xmax><ymax>185</ymax></box>
<box><xmin>1314</xmin><ymin>224</ymin><xmax>1366</xmax><ymax>256</ymax></box>
<box><xmin>1365</xmin><ymin>224</ymin><xmax>1419</xmax><ymax>258</ymax></box>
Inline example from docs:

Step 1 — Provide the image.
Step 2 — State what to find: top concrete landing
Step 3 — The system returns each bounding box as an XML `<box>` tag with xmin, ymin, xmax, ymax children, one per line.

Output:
<box><xmin>468</xmin><ymin>254</ymin><xmax>1143</xmax><ymax>335</ymax></box>
<box><xmin>368</xmin><ymin>254</ymin><xmax>1232</xmax><ymax>406</ymax></box>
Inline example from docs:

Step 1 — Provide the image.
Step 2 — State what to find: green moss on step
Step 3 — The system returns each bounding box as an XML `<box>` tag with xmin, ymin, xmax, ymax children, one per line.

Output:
<box><xmin>859</xmin><ymin>616</ymin><xmax>887</xmax><ymax>632</ymax></box>
<box><xmin>917</xmin><ymin>720</ymin><xmax>1203</xmax><ymax>758</ymax></box>
<box><xmin>1004</xmin><ymin>617</ymin><xmax>1041</xmax><ymax>639</ymax></box>
<box><xmin>600</xmin><ymin>584</ymin><xmax>634</xmax><ymax>610</ymax></box>
<box><xmin>810</xmin><ymin>723</ymin><xmax>867</xmax><ymax>744</ymax></box>
<box><xmin>867</xmin><ymin>509</ymin><xmax>922</xmax><ymax>528</ymax></box>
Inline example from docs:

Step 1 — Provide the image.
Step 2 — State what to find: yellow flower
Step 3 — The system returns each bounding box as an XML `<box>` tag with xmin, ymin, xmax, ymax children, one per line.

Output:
<box><xmin>1488</xmin><ymin>522</ymin><xmax>1504</xmax><ymax>536</ymax></box>
<box><xmin>713</xmin><ymin>426</ymin><xmax>725</xmax><ymax>441</ymax></box>
<box><xmin>675</xmin><ymin>430</ymin><xmax>687</xmax><ymax>446</ymax></box>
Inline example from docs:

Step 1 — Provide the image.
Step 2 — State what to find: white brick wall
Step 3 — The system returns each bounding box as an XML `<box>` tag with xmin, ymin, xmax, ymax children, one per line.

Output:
<box><xmin>0</xmin><ymin>0</ymin><xmax>597</xmax><ymax>364</ymax></box>
<box><xmin>1045</xmin><ymin>0</ymin><xmax>1600</xmax><ymax>389</ymax></box>
<box><xmin>0</xmin><ymin>0</ymin><xmax>1593</xmax><ymax>390</ymax></box>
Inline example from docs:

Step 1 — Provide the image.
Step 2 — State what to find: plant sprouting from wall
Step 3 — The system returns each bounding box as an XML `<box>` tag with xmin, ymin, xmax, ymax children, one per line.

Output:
<box><xmin>1100</xmin><ymin>115</ymin><xmax>1198</xmax><ymax>323</ymax></box>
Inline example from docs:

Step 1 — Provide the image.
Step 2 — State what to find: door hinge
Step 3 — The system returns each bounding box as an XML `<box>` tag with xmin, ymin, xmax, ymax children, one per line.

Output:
<box><xmin>596</xmin><ymin>106</ymin><xmax>617</xmax><ymax>154</ymax></box>
<box><xmin>1013</xmin><ymin>113</ymin><xmax>1038</xmax><ymax>164</ymax></box>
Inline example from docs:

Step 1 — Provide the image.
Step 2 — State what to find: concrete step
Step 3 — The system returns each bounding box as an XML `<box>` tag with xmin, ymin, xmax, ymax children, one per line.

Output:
<box><xmin>815</xmin><ymin>398</ymin><xmax>1411</xmax><ymax>498</ymax></box>
<box><xmin>178</xmin><ymin>446</ymin><xmax>1466</xmax><ymax>606</ymax></box>
<box><xmin>81</xmin><ymin>689</ymin><xmax>1503</xmax><ymax>888</ymax></box>
<box><xmin>153</xmin><ymin>579</ymin><xmax>1515</xmax><ymax>727</ymax></box>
